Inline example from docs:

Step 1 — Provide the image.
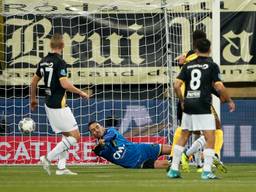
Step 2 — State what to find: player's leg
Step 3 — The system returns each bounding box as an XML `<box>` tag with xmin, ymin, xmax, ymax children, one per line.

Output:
<box><xmin>167</xmin><ymin>113</ymin><xmax>192</xmax><ymax>178</ymax></box>
<box><xmin>161</xmin><ymin>144</ymin><xmax>172</xmax><ymax>155</ymax></box>
<box><xmin>55</xmin><ymin>130</ymin><xmax>80</xmax><ymax>175</ymax></box>
<box><xmin>211</xmin><ymin>105</ymin><xmax>227</xmax><ymax>173</ymax></box>
<box><xmin>169</xmin><ymin>102</ymin><xmax>183</xmax><ymax>158</ymax></box>
<box><xmin>155</xmin><ymin>144</ymin><xmax>172</xmax><ymax>170</ymax></box>
<box><xmin>211</xmin><ymin>105</ymin><xmax>223</xmax><ymax>158</ymax></box>
<box><xmin>46</xmin><ymin>129</ymin><xmax>79</xmax><ymax>161</ymax></box>
<box><xmin>167</xmin><ymin>129</ymin><xmax>191</xmax><ymax>178</ymax></box>
<box><xmin>154</xmin><ymin>160</ymin><xmax>169</xmax><ymax>168</ymax></box>
<box><xmin>202</xmin><ymin>130</ymin><xmax>216</xmax><ymax>179</ymax></box>
<box><xmin>55</xmin><ymin>137</ymin><xmax>78</xmax><ymax>176</ymax></box>
<box><xmin>40</xmin><ymin>106</ymin><xmax>79</xmax><ymax>175</ymax></box>
<box><xmin>181</xmin><ymin>134</ymin><xmax>206</xmax><ymax>172</ymax></box>
<box><xmin>170</xmin><ymin>127</ymin><xmax>182</xmax><ymax>157</ymax></box>
<box><xmin>140</xmin><ymin>143</ymin><xmax>167</xmax><ymax>169</ymax></box>
<box><xmin>213</xmin><ymin>128</ymin><xmax>227</xmax><ymax>173</ymax></box>
<box><xmin>191</xmin><ymin>113</ymin><xmax>217</xmax><ymax>179</ymax></box>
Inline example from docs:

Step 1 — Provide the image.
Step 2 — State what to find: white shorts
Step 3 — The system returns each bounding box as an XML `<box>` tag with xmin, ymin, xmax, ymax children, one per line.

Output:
<box><xmin>181</xmin><ymin>112</ymin><xmax>215</xmax><ymax>131</ymax></box>
<box><xmin>45</xmin><ymin>104</ymin><xmax>78</xmax><ymax>133</ymax></box>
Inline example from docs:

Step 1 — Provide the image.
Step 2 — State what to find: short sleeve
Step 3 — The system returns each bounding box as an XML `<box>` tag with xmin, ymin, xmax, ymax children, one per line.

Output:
<box><xmin>176</xmin><ymin>65</ymin><xmax>187</xmax><ymax>82</ymax></box>
<box><xmin>57</xmin><ymin>60</ymin><xmax>68</xmax><ymax>79</ymax></box>
<box><xmin>35</xmin><ymin>63</ymin><xmax>42</xmax><ymax>78</ymax></box>
<box><xmin>211</xmin><ymin>63</ymin><xmax>222</xmax><ymax>83</ymax></box>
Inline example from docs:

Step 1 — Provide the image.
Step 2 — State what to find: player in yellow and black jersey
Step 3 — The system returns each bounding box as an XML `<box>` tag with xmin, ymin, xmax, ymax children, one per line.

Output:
<box><xmin>30</xmin><ymin>33</ymin><xmax>89</xmax><ymax>176</ymax></box>
<box><xmin>170</xmin><ymin>30</ymin><xmax>227</xmax><ymax>173</ymax></box>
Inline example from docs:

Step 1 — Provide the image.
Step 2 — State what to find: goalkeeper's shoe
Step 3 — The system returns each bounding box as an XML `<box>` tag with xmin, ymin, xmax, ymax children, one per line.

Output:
<box><xmin>201</xmin><ymin>171</ymin><xmax>218</xmax><ymax>180</ymax></box>
<box><xmin>167</xmin><ymin>169</ymin><xmax>181</xmax><ymax>179</ymax></box>
<box><xmin>181</xmin><ymin>153</ymin><xmax>190</xmax><ymax>172</ymax></box>
<box><xmin>213</xmin><ymin>156</ymin><xmax>227</xmax><ymax>173</ymax></box>
<box><xmin>40</xmin><ymin>156</ymin><xmax>51</xmax><ymax>176</ymax></box>
<box><xmin>56</xmin><ymin>169</ymin><xmax>78</xmax><ymax>176</ymax></box>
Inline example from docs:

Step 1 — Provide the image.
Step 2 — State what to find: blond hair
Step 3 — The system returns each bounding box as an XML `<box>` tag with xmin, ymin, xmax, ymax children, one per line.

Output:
<box><xmin>50</xmin><ymin>33</ymin><xmax>64</xmax><ymax>49</ymax></box>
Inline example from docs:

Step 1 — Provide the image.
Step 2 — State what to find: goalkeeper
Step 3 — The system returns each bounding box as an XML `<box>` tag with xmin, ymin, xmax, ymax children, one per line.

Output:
<box><xmin>88</xmin><ymin>121</ymin><xmax>171</xmax><ymax>169</ymax></box>
<box><xmin>170</xmin><ymin>30</ymin><xmax>226</xmax><ymax>173</ymax></box>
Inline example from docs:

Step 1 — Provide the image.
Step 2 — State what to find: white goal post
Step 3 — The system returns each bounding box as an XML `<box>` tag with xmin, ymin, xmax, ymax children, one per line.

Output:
<box><xmin>0</xmin><ymin>0</ymin><xmax>219</xmax><ymax>165</ymax></box>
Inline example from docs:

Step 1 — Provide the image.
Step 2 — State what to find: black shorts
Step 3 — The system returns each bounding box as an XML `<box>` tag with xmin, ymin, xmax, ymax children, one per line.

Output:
<box><xmin>142</xmin><ymin>159</ymin><xmax>155</xmax><ymax>169</ymax></box>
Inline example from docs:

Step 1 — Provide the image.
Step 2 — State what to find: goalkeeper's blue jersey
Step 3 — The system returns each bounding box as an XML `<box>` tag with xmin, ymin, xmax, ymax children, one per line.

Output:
<box><xmin>97</xmin><ymin>127</ymin><xmax>161</xmax><ymax>168</ymax></box>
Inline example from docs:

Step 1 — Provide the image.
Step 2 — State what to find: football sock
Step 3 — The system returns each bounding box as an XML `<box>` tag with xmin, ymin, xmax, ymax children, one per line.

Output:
<box><xmin>171</xmin><ymin>145</ymin><xmax>184</xmax><ymax>171</ymax></box>
<box><xmin>57</xmin><ymin>151</ymin><xmax>68</xmax><ymax>170</ymax></box>
<box><xmin>186</xmin><ymin>135</ymin><xmax>206</xmax><ymax>157</ymax></box>
<box><xmin>170</xmin><ymin>127</ymin><xmax>182</xmax><ymax>157</ymax></box>
<box><xmin>203</xmin><ymin>148</ymin><xmax>215</xmax><ymax>172</ymax></box>
<box><xmin>214</xmin><ymin>129</ymin><xmax>223</xmax><ymax>158</ymax></box>
<box><xmin>47</xmin><ymin>136</ymin><xmax>77</xmax><ymax>162</ymax></box>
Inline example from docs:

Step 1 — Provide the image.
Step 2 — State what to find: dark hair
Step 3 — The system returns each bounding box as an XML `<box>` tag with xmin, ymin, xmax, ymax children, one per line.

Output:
<box><xmin>192</xmin><ymin>30</ymin><xmax>206</xmax><ymax>49</ymax></box>
<box><xmin>50</xmin><ymin>33</ymin><xmax>64</xmax><ymax>49</ymax></box>
<box><xmin>192</xmin><ymin>30</ymin><xmax>206</xmax><ymax>41</ymax></box>
<box><xmin>88</xmin><ymin>121</ymin><xmax>98</xmax><ymax>129</ymax></box>
<box><xmin>195</xmin><ymin>38</ymin><xmax>211</xmax><ymax>53</ymax></box>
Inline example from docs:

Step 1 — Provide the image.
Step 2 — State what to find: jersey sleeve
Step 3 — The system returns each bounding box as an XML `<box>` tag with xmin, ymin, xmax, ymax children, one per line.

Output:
<box><xmin>57</xmin><ymin>60</ymin><xmax>68</xmax><ymax>80</ymax></box>
<box><xmin>176</xmin><ymin>65</ymin><xmax>187</xmax><ymax>82</ymax></box>
<box><xmin>103</xmin><ymin>128</ymin><xmax>117</xmax><ymax>142</ymax></box>
<box><xmin>92</xmin><ymin>144</ymin><xmax>104</xmax><ymax>156</ymax></box>
<box><xmin>35</xmin><ymin>63</ymin><xmax>42</xmax><ymax>78</ymax></box>
<box><xmin>211</xmin><ymin>63</ymin><xmax>222</xmax><ymax>83</ymax></box>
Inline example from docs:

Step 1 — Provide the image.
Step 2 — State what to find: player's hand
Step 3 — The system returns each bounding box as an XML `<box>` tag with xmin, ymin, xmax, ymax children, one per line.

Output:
<box><xmin>98</xmin><ymin>139</ymin><xmax>105</xmax><ymax>145</ymax></box>
<box><xmin>30</xmin><ymin>99</ymin><xmax>38</xmax><ymax>111</ymax></box>
<box><xmin>79</xmin><ymin>91</ymin><xmax>90</xmax><ymax>99</ymax></box>
<box><xmin>178</xmin><ymin>55</ymin><xmax>186</xmax><ymax>65</ymax></box>
<box><xmin>92</xmin><ymin>144</ymin><xmax>103</xmax><ymax>155</ymax></box>
<box><xmin>180</xmin><ymin>100</ymin><xmax>184</xmax><ymax>111</ymax></box>
<box><xmin>228</xmin><ymin>100</ymin><xmax>235</xmax><ymax>112</ymax></box>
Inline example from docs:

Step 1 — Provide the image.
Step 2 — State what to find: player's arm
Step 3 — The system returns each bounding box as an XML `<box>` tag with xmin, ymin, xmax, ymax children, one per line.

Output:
<box><xmin>102</xmin><ymin>129</ymin><xmax>117</xmax><ymax>143</ymax></box>
<box><xmin>59</xmin><ymin>77</ymin><xmax>89</xmax><ymax>99</ymax></box>
<box><xmin>58</xmin><ymin>62</ymin><xmax>89</xmax><ymax>99</ymax></box>
<box><xmin>92</xmin><ymin>144</ymin><xmax>104</xmax><ymax>156</ymax></box>
<box><xmin>178</xmin><ymin>54</ymin><xmax>186</xmax><ymax>66</ymax></box>
<box><xmin>30</xmin><ymin>72</ymin><xmax>42</xmax><ymax>111</ymax></box>
<box><xmin>174</xmin><ymin>66</ymin><xmax>186</xmax><ymax>109</ymax></box>
<box><xmin>174</xmin><ymin>79</ymin><xmax>184</xmax><ymax>109</ymax></box>
<box><xmin>214</xmin><ymin>82</ymin><xmax>235</xmax><ymax>112</ymax></box>
<box><xmin>212</xmin><ymin>64</ymin><xmax>235</xmax><ymax>112</ymax></box>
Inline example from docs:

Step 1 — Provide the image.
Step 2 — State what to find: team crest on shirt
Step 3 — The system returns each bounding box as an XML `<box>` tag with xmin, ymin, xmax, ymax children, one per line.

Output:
<box><xmin>60</xmin><ymin>69</ymin><xmax>67</xmax><ymax>76</ymax></box>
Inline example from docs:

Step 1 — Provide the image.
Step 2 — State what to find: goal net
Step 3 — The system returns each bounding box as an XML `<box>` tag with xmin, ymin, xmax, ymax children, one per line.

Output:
<box><xmin>0</xmin><ymin>0</ymin><xmax>216</xmax><ymax>164</ymax></box>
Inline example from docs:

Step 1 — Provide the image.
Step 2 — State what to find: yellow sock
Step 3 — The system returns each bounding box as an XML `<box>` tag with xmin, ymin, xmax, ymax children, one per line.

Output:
<box><xmin>170</xmin><ymin>127</ymin><xmax>182</xmax><ymax>157</ymax></box>
<box><xmin>214</xmin><ymin>129</ymin><xmax>223</xmax><ymax>157</ymax></box>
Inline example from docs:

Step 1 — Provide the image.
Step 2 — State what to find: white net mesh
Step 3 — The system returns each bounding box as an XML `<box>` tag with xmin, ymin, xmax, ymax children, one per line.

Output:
<box><xmin>0</xmin><ymin>0</ymin><xmax>215</xmax><ymax>164</ymax></box>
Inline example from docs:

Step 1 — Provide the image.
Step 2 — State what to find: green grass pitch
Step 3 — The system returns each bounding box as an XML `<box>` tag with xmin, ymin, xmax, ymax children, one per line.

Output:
<box><xmin>1</xmin><ymin>164</ymin><xmax>256</xmax><ymax>192</ymax></box>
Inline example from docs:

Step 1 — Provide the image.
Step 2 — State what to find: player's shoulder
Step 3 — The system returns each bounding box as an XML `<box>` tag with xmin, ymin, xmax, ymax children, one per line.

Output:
<box><xmin>185</xmin><ymin>49</ymin><xmax>195</xmax><ymax>58</ymax></box>
<box><xmin>184</xmin><ymin>50</ymin><xmax>198</xmax><ymax>64</ymax></box>
<box><xmin>106</xmin><ymin>127</ymin><xmax>118</xmax><ymax>133</ymax></box>
<box><xmin>208</xmin><ymin>59</ymin><xmax>219</xmax><ymax>68</ymax></box>
<box><xmin>48</xmin><ymin>52</ymin><xmax>66</xmax><ymax>65</ymax></box>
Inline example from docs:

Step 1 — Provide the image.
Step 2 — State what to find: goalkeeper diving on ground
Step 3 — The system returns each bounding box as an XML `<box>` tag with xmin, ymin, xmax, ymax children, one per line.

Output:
<box><xmin>88</xmin><ymin>121</ymin><xmax>171</xmax><ymax>169</ymax></box>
